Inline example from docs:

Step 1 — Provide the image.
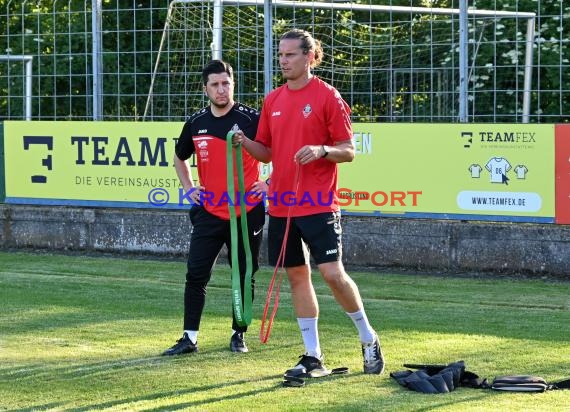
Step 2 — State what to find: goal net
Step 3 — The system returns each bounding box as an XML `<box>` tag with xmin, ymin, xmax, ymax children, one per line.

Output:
<box><xmin>144</xmin><ymin>0</ymin><xmax>534</xmax><ymax>123</ymax></box>
<box><xmin>143</xmin><ymin>1</ymin><xmax>266</xmax><ymax>121</ymax></box>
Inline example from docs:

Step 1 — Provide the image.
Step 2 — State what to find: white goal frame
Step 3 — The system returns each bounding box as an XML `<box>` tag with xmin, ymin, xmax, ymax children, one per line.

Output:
<box><xmin>1</xmin><ymin>55</ymin><xmax>33</xmax><ymax>120</ymax></box>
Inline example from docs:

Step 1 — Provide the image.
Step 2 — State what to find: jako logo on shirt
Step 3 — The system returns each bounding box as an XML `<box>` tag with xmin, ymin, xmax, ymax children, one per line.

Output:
<box><xmin>198</xmin><ymin>129</ymin><xmax>207</xmax><ymax>134</ymax></box>
<box><xmin>272</xmin><ymin>111</ymin><xmax>281</xmax><ymax>117</ymax></box>
<box><xmin>325</xmin><ymin>249</ymin><xmax>337</xmax><ymax>255</ymax></box>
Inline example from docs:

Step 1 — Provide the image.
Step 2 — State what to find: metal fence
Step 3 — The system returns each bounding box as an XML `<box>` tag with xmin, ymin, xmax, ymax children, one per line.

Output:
<box><xmin>0</xmin><ymin>0</ymin><xmax>568</xmax><ymax>123</ymax></box>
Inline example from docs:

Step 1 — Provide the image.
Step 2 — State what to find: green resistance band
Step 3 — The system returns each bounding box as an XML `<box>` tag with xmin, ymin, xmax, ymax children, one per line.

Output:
<box><xmin>226</xmin><ymin>131</ymin><xmax>253</xmax><ymax>327</ymax></box>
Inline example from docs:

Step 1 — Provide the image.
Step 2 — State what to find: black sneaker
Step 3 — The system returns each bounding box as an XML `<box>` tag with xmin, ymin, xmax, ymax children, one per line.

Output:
<box><xmin>285</xmin><ymin>354</ymin><xmax>330</xmax><ymax>378</ymax></box>
<box><xmin>161</xmin><ymin>332</ymin><xmax>198</xmax><ymax>356</ymax></box>
<box><xmin>362</xmin><ymin>334</ymin><xmax>384</xmax><ymax>374</ymax></box>
<box><xmin>230</xmin><ymin>332</ymin><xmax>248</xmax><ymax>353</ymax></box>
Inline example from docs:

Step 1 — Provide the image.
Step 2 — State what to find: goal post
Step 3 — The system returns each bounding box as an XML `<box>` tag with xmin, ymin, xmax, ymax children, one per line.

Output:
<box><xmin>0</xmin><ymin>55</ymin><xmax>34</xmax><ymax>120</ymax></box>
<box><xmin>143</xmin><ymin>0</ymin><xmax>535</xmax><ymax>123</ymax></box>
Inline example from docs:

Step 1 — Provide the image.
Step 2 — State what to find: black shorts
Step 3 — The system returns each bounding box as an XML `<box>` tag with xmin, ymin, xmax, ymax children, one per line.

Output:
<box><xmin>267</xmin><ymin>211</ymin><xmax>342</xmax><ymax>267</ymax></box>
<box><xmin>187</xmin><ymin>202</ymin><xmax>266</xmax><ymax>278</ymax></box>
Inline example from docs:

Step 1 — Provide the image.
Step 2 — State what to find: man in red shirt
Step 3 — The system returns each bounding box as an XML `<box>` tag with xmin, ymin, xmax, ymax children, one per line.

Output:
<box><xmin>234</xmin><ymin>29</ymin><xmax>384</xmax><ymax>376</ymax></box>
<box><xmin>162</xmin><ymin>60</ymin><xmax>266</xmax><ymax>355</ymax></box>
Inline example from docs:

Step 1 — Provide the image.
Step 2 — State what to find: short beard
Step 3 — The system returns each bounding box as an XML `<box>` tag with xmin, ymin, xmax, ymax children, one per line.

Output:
<box><xmin>211</xmin><ymin>100</ymin><xmax>229</xmax><ymax>110</ymax></box>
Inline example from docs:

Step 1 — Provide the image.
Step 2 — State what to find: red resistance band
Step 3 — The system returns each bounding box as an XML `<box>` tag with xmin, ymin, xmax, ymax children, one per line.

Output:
<box><xmin>259</xmin><ymin>163</ymin><xmax>301</xmax><ymax>344</ymax></box>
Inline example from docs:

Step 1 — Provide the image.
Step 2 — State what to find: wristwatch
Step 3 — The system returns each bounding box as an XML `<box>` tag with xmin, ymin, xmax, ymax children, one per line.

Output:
<box><xmin>322</xmin><ymin>145</ymin><xmax>329</xmax><ymax>158</ymax></box>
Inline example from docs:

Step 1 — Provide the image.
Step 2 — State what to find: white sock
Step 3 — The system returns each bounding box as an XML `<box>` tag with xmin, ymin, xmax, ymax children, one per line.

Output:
<box><xmin>184</xmin><ymin>330</ymin><xmax>198</xmax><ymax>344</ymax></box>
<box><xmin>346</xmin><ymin>309</ymin><xmax>376</xmax><ymax>344</ymax></box>
<box><xmin>297</xmin><ymin>317</ymin><xmax>322</xmax><ymax>359</ymax></box>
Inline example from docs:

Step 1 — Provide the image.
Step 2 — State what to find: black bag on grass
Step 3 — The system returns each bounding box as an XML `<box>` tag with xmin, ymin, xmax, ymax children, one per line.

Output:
<box><xmin>390</xmin><ymin>361</ymin><xmax>487</xmax><ymax>394</ymax></box>
<box><xmin>391</xmin><ymin>361</ymin><xmax>570</xmax><ymax>394</ymax></box>
<box><xmin>491</xmin><ymin>375</ymin><xmax>570</xmax><ymax>392</ymax></box>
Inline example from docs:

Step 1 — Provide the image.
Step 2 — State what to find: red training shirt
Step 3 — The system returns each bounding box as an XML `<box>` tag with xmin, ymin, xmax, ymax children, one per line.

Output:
<box><xmin>256</xmin><ymin>77</ymin><xmax>352</xmax><ymax>217</ymax></box>
<box><xmin>175</xmin><ymin>102</ymin><xmax>261</xmax><ymax>219</ymax></box>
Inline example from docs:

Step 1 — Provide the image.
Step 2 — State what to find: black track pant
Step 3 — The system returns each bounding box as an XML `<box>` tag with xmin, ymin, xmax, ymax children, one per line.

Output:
<box><xmin>183</xmin><ymin>202</ymin><xmax>265</xmax><ymax>333</ymax></box>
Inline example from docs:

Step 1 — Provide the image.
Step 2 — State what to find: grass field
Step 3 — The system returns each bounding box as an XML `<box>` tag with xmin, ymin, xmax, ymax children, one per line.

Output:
<box><xmin>1</xmin><ymin>250</ymin><xmax>569</xmax><ymax>411</ymax></box>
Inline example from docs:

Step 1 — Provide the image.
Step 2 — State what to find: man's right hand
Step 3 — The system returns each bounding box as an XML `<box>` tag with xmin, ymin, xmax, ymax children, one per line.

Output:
<box><xmin>187</xmin><ymin>185</ymin><xmax>205</xmax><ymax>205</ymax></box>
<box><xmin>231</xmin><ymin>131</ymin><xmax>246</xmax><ymax>147</ymax></box>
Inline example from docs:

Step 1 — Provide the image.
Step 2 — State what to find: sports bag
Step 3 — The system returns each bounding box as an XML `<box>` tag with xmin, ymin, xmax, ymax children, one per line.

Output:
<box><xmin>491</xmin><ymin>375</ymin><xmax>549</xmax><ymax>392</ymax></box>
<box><xmin>491</xmin><ymin>375</ymin><xmax>570</xmax><ymax>392</ymax></box>
<box><xmin>391</xmin><ymin>361</ymin><xmax>570</xmax><ymax>394</ymax></box>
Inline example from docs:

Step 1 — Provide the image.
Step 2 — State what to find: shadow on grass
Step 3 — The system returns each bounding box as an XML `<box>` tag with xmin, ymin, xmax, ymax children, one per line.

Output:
<box><xmin>74</xmin><ymin>375</ymin><xmax>282</xmax><ymax>412</ymax></box>
<box><xmin>76</xmin><ymin>368</ymin><xmax>361</xmax><ymax>411</ymax></box>
<box><xmin>4</xmin><ymin>403</ymin><xmax>67</xmax><ymax>412</ymax></box>
<box><xmin>153</xmin><ymin>375</ymin><xmax>361</xmax><ymax>411</ymax></box>
<box><xmin>0</xmin><ymin>355</ymin><xmax>175</xmax><ymax>382</ymax></box>
<box><xmin>2</xmin><ymin>353</ymin><xmax>363</xmax><ymax>412</ymax></box>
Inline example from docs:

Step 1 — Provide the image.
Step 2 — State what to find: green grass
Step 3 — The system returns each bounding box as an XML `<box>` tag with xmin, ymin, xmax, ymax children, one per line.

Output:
<box><xmin>0</xmin><ymin>250</ymin><xmax>569</xmax><ymax>411</ymax></box>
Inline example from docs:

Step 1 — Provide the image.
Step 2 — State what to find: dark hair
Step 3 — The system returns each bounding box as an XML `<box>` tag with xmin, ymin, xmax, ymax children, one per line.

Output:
<box><xmin>280</xmin><ymin>29</ymin><xmax>323</xmax><ymax>68</ymax></box>
<box><xmin>201</xmin><ymin>59</ymin><xmax>233</xmax><ymax>85</ymax></box>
